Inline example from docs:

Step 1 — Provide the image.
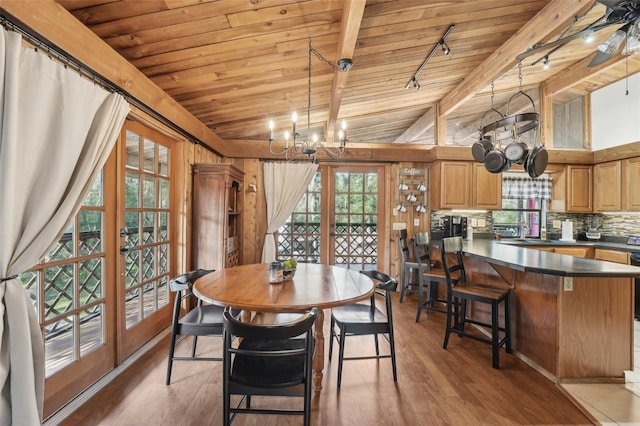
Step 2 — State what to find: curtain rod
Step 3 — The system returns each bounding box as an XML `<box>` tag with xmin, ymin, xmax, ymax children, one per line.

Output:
<box><xmin>0</xmin><ymin>14</ymin><xmax>203</xmax><ymax>147</ymax></box>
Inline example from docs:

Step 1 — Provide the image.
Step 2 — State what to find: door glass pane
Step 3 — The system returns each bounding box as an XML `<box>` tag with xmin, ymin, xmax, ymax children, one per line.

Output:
<box><xmin>45</xmin><ymin>264</ymin><xmax>74</xmax><ymax>319</ymax></box>
<box><xmin>144</xmin><ymin>139</ymin><xmax>156</xmax><ymax>172</ymax></box>
<box><xmin>125</xmin><ymin>289</ymin><xmax>141</xmax><ymax>328</ymax></box>
<box><xmin>126</xmin><ymin>131</ymin><xmax>141</xmax><ymax>169</ymax></box>
<box><xmin>79</xmin><ymin>211</ymin><xmax>102</xmax><ymax>256</ymax></box>
<box><xmin>46</xmin><ymin>222</ymin><xmax>74</xmax><ymax>262</ymax></box>
<box><xmin>143</xmin><ymin>176</ymin><xmax>155</xmax><ymax>208</ymax></box>
<box><xmin>80</xmin><ymin>305</ymin><xmax>103</xmax><ymax>357</ymax></box>
<box><xmin>125</xmin><ymin>172</ymin><xmax>140</xmax><ymax>208</ymax></box>
<box><xmin>45</xmin><ymin>316</ymin><xmax>75</xmax><ymax>376</ymax></box>
<box><xmin>158</xmin><ymin>145</ymin><xmax>169</xmax><ymax>177</ymax></box>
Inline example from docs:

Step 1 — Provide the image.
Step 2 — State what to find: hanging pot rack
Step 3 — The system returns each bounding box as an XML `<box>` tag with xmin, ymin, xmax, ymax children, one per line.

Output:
<box><xmin>473</xmin><ymin>63</ymin><xmax>546</xmax><ymax>178</ymax></box>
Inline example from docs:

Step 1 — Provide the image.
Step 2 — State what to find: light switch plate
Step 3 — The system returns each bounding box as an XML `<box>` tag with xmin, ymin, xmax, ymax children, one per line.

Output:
<box><xmin>553</xmin><ymin>220</ymin><xmax>561</xmax><ymax>228</ymax></box>
<box><xmin>470</xmin><ymin>218</ymin><xmax>478</xmax><ymax>227</ymax></box>
<box><xmin>478</xmin><ymin>218</ymin><xmax>486</xmax><ymax>227</ymax></box>
<box><xmin>414</xmin><ymin>218</ymin><xmax>420</xmax><ymax>227</ymax></box>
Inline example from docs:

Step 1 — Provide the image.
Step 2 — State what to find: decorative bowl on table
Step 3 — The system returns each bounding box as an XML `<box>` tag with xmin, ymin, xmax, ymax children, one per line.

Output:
<box><xmin>283</xmin><ymin>268</ymin><xmax>296</xmax><ymax>281</ymax></box>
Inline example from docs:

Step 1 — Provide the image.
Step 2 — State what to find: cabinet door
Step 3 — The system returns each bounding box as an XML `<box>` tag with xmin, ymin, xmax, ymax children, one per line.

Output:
<box><xmin>565</xmin><ymin>165</ymin><xmax>592</xmax><ymax>212</ymax></box>
<box><xmin>553</xmin><ymin>247</ymin><xmax>592</xmax><ymax>258</ymax></box>
<box><xmin>438</xmin><ymin>161</ymin><xmax>471</xmax><ymax>209</ymax></box>
<box><xmin>472</xmin><ymin>163</ymin><xmax>502</xmax><ymax>209</ymax></box>
<box><xmin>594</xmin><ymin>161</ymin><xmax>621</xmax><ymax>212</ymax></box>
<box><xmin>594</xmin><ymin>248</ymin><xmax>629</xmax><ymax>264</ymax></box>
<box><xmin>623</xmin><ymin>157</ymin><xmax>640</xmax><ymax>211</ymax></box>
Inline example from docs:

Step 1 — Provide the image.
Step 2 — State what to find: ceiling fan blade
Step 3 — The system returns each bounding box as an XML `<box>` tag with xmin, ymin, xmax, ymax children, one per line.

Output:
<box><xmin>515</xmin><ymin>20</ymin><xmax>616</xmax><ymax>61</ymax></box>
<box><xmin>588</xmin><ymin>49</ymin><xmax>615</xmax><ymax>66</ymax></box>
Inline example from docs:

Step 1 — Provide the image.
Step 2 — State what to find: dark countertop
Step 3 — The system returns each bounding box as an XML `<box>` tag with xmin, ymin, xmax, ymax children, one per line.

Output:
<box><xmin>498</xmin><ymin>238</ymin><xmax>640</xmax><ymax>253</ymax></box>
<box><xmin>441</xmin><ymin>240</ymin><xmax>640</xmax><ymax>277</ymax></box>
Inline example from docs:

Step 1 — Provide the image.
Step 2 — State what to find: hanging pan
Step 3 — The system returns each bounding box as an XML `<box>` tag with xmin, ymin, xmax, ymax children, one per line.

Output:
<box><xmin>525</xmin><ymin>128</ymin><xmax>548</xmax><ymax>178</ymax></box>
<box><xmin>484</xmin><ymin>140</ymin><xmax>511</xmax><ymax>174</ymax></box>
<box><xmin>472</xmin><ymin>108</ymin><xmax>504</xmax><ymax>163</ymax></box>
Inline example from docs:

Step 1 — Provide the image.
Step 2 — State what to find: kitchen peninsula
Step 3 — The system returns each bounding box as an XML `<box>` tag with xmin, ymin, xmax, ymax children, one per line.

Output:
<box><xmin>442</xmin><ymin>240</ymin><xmax>640</xmax><ymax>383</ymax></box>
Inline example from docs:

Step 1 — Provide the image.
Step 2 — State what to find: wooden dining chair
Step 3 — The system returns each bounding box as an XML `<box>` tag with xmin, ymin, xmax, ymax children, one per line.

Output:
<box><xmin>222</xmin><ymin>307</ymin><xmax>318</xmax><ymax>426</ymax></box>
<box><xmin>166</xmin><ymin>268</ymin><xmax>225</xmax><ymax>385</ymax></box>
<box><xmin>440</xmin><ymin>236</ymin><xmax>512</xmax><ymax>369</ymax></box>
<box><xmin>328</xmin><ymin>270</ymin><xmax>398</xmax><ymax>387</ymax></box>
<box><xmin>397</xmin><ymin>229</ymin><xmax>419</xmax><ymax>302</ymax></box>
<box><xmin>413</xmin><ymin>231</ymin><xmax>448</xmax><ymax>322</ymax></box>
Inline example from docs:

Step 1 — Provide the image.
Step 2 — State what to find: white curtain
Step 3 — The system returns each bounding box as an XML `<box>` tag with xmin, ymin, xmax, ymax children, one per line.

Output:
<box><xmin>0</xmin><ymin>28</ymin><xmax>130</xmax><ymax>424</ymax></box>
<box><xmin>261</xmin><ymin>162</ymin><xmax>319</xmax><ymax>262</ymax></box>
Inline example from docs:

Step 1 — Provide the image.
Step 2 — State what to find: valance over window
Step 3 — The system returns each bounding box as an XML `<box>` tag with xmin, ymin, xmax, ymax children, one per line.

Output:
<box><xmin>502</xmin><ymin>175</ymin><xmax>552</xmax><ymax>200</ymax></box>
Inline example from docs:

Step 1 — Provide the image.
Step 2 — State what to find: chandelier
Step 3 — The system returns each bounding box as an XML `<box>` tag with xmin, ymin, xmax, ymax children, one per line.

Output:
<box><xmin>268</xmin><ymin>40</ymin><xmax>353</xmax><ymax>160</ymax></box>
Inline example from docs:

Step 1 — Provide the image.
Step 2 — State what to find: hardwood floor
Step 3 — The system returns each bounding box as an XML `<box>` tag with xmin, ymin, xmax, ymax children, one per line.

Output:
<box><xmin>57</xmin><ymin>292</ymin><xmax>592</xmax><ymax>425</ymax></box>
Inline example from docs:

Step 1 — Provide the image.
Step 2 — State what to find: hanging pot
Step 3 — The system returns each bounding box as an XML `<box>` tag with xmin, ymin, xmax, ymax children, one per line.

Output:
<box><xmin>525</xmin><ymin>133</ymin><xmax>548</xmax><ymax>178</ymax></box>
<box><xmin>504</xmin><ymin>134</ymin><xmax>529</xmax><ymax>164</ymax></box>
<box><xmin>472</xmin><ymin>137</ymin><xmax>493</xmax><ymax>163</ymax></box>
<box><xmin>473</xmin><ymin>108</ymin><xmax>504</xmax><ymax>163</ymax></box>
<box><xmin>484</xmin><ymin>147</ymin><xmax>509</xmax><ymax>174</ymax></box>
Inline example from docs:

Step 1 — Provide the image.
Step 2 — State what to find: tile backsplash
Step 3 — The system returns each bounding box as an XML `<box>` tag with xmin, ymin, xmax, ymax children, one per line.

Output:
<box><xmin>431</xmin><ymin>210</ymin><xmax>640</xmax><ymax>238</ymax></box>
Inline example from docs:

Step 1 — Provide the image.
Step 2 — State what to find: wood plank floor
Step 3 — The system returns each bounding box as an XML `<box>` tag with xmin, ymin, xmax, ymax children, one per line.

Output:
<box><xmin>58</xmin><ymin>292</ymin><xmax>593</xmax><ymax>425</ymax></box>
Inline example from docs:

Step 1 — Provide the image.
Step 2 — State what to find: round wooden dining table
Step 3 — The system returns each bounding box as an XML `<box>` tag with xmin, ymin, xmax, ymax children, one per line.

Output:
<box><xmin>193</xmin><ymin>262</ymin><xmax>375</xmax><ymax>392</ymax></box>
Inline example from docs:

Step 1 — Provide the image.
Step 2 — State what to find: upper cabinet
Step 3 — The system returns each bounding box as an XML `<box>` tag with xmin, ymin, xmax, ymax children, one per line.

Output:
<box><xmin>593</xmin><ymin>158</ymin><xmax>640</xmax><ymax>212</ymax></box>
<box><xmin>565</xmin><ymin>164</ymin><xmax>592</xmax><ymax>213</ymax></box>
<box><xmin>429</xmin><ymin>161</ymin><xmax>501</xmax><ymax>210</ymax></box>
<box><xmin>594</xmin><ymin>161</ymin><xmax>621</xmax><ymax>211</ymax></box>
<box><xmin>623</xmin><ymin>158</ymin><xmax>640</xmax><ymax>211</ymax></box>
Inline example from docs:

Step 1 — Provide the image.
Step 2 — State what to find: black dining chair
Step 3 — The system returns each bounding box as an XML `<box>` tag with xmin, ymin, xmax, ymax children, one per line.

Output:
<box><xmin>413</xmin><ymin>231</ymin><xmax>448</xmax><ymax>322</ymax></box>
<box><xmin>328</xmin><ymin>270</ymin><xmax>398</xmax><ymax>387</ymax></box>
<box><xmin>222</xmin><ymin>306</ymin><xmax>318</xmax><ymax>426</ymax></box>
<box><xmin>166</xmin><ymin>268</ymin><xmax>225</xmax><ymax>385</ymax></box>
<box><xmin>440</xmin><ymin>236</ymin><xmax>512</xmax><ymax>369</ymax></box>
<box><xmin>397</xmin><ymin>229</ymin><xmax>419</xmax><ymax>302</ymax></box>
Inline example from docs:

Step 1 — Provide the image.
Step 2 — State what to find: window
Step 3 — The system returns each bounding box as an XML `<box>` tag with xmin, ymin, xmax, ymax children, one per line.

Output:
<box><xmin>492</xmin><ymin>198</ymin><xmax>542</xmax><ymax>238</ymax></box>
<box><xmin>492</xmin><ymin>174</ymin><xmax>551</xmax><ymax>238</ymax></box>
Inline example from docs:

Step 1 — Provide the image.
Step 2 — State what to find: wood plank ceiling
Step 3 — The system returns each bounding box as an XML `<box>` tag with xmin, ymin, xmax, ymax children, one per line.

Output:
<box><xmin>55</xmin><ymin>0</ymin><xmax>640</xmax><ymax>153</ymax></box>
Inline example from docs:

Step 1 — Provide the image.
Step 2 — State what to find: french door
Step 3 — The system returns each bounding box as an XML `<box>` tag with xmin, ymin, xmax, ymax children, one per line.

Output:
<box><xmin>118</xmin><ymin>120</ymin><xmax>175</xmax><ymax>360</ymax></box>
<box><xmin>24</xmin><ymin>119</ymin><xmax>178</xmax><ymax>418</ymax></box>
<box><xmin>277</xmin><ymin>165</ymin><xmax>385</xmax><ymax>269</ymax></box>
<box><xmin>328</xmin><ymin>165</ymin><xmax>385</xmax><ymax>270</ymax></box>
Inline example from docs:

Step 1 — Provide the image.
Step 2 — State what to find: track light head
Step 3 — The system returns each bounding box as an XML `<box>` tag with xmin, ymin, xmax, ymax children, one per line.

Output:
<box><xmin>441</xmin><ymin>41</ymin><xmax>451</xmax><ymax>55</ymax></box>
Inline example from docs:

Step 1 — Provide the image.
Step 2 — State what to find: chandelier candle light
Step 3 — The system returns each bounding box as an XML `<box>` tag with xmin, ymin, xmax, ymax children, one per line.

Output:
<box><xmin>268</xmin><ymin>40</ymin><xmax>352</xmax><ymax>160</ymax></box>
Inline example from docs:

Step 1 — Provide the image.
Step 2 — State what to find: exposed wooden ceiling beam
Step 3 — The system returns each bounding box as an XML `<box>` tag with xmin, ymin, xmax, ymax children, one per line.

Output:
<box><xmin>326</xmin><ymin>0</ymin><xmax>365</xmax><ymax>143</ymax></box>
<box><xmin>544</xmin><ymin>51</ymin><xmax>627</xmax><ymax>96</ymax></box>
<box><xmin>439</xmin><ymin>0</ymin><xmax>593</xmax><ymax>117</ymax></box>
<box><xmin>394</xmin><ymin>106</ymin><xmax>435</xmax><ymax>143</ymax></box>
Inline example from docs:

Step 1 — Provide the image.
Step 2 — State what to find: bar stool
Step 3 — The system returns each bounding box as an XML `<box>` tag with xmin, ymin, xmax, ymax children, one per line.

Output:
<box><xmin>397</xmin><ymin>229</ymin><xmax>418</xmax><ymax>302</ymax></box>
<box><xmin>413</xmin><ymin>232</ymin><xmax>448</xmax><ymax>322</ymax></box>
<box><xmin>440</xmin><ymin>236</ymin><xmax>512</xmax><ymax>369</ymax></box>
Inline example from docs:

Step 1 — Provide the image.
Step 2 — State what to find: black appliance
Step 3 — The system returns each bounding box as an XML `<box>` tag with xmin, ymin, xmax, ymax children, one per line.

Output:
<box><xmin>631</xmin><ymin>252</ymin><xmax>640</xmax><ymax>320</ymax></box>
<box><xmin>443</xmin><ymin>215</ymin><xmax>467</xmax><ymax>238</ymax></box>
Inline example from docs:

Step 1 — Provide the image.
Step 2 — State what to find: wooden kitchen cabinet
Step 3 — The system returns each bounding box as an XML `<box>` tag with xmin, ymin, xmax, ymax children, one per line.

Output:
<box><xmin>623</xmin><ymin>157</ymin><xmax>640</xmax><ymax>211</ymax></box>
<box><xmin>472</xmin><ymin>162</ymin><xmax>502</xmax><ymax>209</ymax></box>
<box><xmin>594</xmin><ymin>161</ymin><xmax>621</xmax><ymax>211</ymax></box>
<box><xmin>553</xmin><ymin>246</ymin><xmax>593</xmax><ymax>258</ymax></box>
<box><xmin>594</xmin><ymin>248</ymin><xmax>630</xmax><ymax>264</ymax></box>
<box><xmin>429</xmin><ymin>161</ymin><xmax>501</xmax><ymax>210</ymax></box>
<box><xmin>192</xmin><ymin>163</ymin><xmax>244</xmax><ymax>271</ymax></box>
<box><xmin>565</xmin><ymin>164</ymin><xmax>592</xmax><ymax>212</ymax></box>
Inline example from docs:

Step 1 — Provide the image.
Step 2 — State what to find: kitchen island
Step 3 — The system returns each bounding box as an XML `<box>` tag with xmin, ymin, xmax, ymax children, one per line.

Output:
<box><xmin>435</xmin><ymin>239</ymin><xmax>640</xmax><ymax>383</ymax></box>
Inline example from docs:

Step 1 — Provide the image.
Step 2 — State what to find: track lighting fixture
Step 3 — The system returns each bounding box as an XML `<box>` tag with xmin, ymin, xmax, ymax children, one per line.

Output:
<box><xmin>441</xmin><ymin>41</ymin><xmax>451</xmax><ymax>55</ymax></box>
<box><xmin>542</xmin><ymin>56</ymin><xmax>550</xmax><ymax>70</ymax></box>
<box><xmin>405</xmin><ymin>24</ymin><xmax>455</xmax><ymax>90</ymax></box>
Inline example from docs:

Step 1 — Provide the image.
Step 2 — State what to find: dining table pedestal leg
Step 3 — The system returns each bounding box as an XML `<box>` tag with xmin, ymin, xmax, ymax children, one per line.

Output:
<box><xmin>312</xmin><ymin>308</ymin><xmax>325</xmax><ymax>392</ymax></box>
